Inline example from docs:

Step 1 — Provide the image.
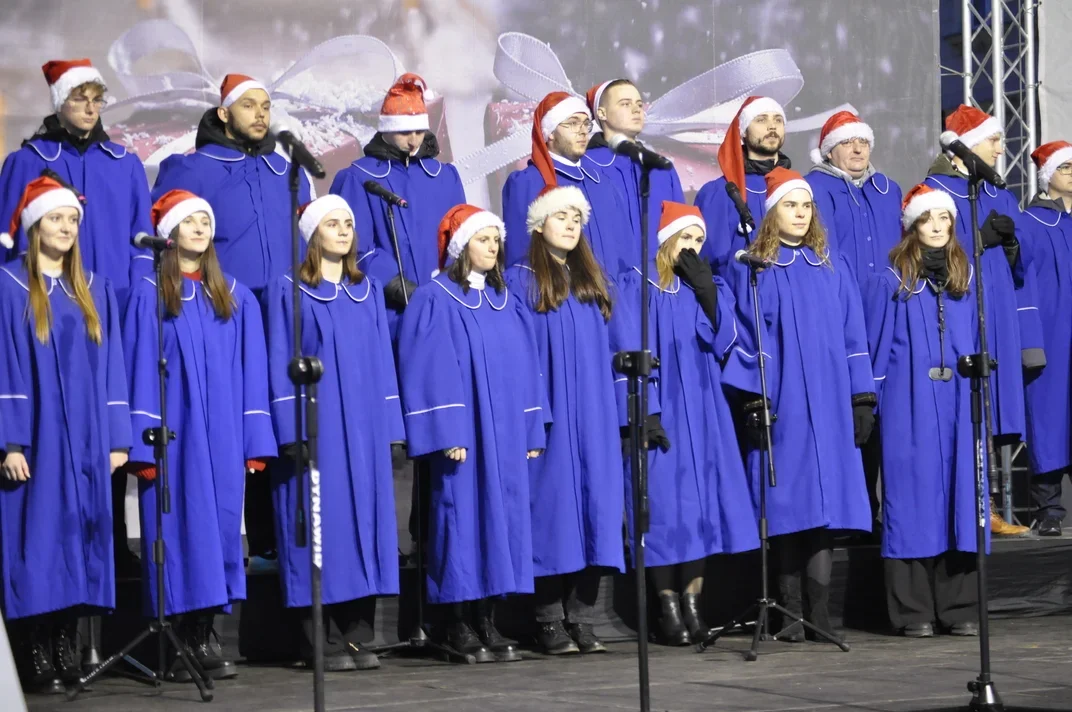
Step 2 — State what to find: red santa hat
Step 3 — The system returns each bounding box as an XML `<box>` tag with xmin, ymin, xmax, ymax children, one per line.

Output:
<box><xmin>437</xmin><ymin>204</ymin><xmax>506</xmax><ymax>270</ymax></box>
<box><xmin>151</xmin><ymin>189</ymin><xmax>215</xmax><ymax>239</ymax></box>
<box><xmin>718</xmin><ymin>96</ymin><xmax>786</xmax><ymax>200</ymax></box>
<box><xmin>298</xmin><ymin>195</ymin><xmax>355</xmax><ymax>243</ymax></box>
<box><xmin>764</xmin><ymin>167</ymin><xmax>812</xmax><ymax>212</ymax></box>
<box><xmin>1031</xmin><ymin>140</ymin><xmax>1072</xmax><ymax>191</ymax></box>
<box><xmin>657</xmin><ymin>201</ymin><xmax>705</xmax><ymax>245</ymax></box>
<box><xmin>526</xmin><ymin>186</ymin><xmax>592</xmax><ymax>235</ymax></box>
<box><xmin>42</xmin><ymin>59</ymin><xmax>107</xmax><ymax>113</ymax></box>
<box><xmin>379</xmin><ymin>73</ymin><xmax>431</xmax><ymax>133</ymax></box>
<box><xmin>586</xmin><ymin>79</ymin><xmax>623</xmax><ymax>132</ymax></box>
<box><xmin>220</xmin><ymin>73</ymin><xmax>268</xmax><ymax>108</ymax></box>
<box><xmin>1</xmin><ymin>176</ymin><xmax>84</xmax><ymax>250</ymax></box>
<box><xmin>531</xmin><ymin>91</ymin><xmax>591</xmax><ymax>188</ymax></box>
<box><xmin>941</xmin><ymin>104</ymin><xmax>1002</xmax><ymax>150</ymax></box>
<box><xmin>810</xmin><ymin>110</ymin><xmax>875</xmax><ymax>164</ymax></box>
<box><xmin>900</xmin><ymin>183</ymin><xmax>958</xmax><ymax>230</ymax></box>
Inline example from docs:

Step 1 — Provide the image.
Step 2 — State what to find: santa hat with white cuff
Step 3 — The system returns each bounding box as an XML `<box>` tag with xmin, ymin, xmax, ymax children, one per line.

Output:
<box><xmin>764</xmin><ymin>167</ymin><xmax>812</xmax><ymax>212</ymax></box>
<box><xmin>379</xmin><ymin>73</ymin><xmax>431</xmax><ymax>133</ymax></box>
<box><xmin>437</xmin><ymin>204</ymin><xmax>506</xmax><ymax>272</ymax></box>
<box><xmin>530</xmin><ymin>92</ymin><xmax>591</xmax><ymax>189</ymax></box>
<box><xmin>900</xmin><ymin>184</ymin><xmax>958</xmax><ymax>230</ymax></box>
<box><xmin>941</xmin><ymin>105</ymin><xmax>1002</xmax><ymax>153</ymax></box>
<box><xmin>298</xmin><ymin>195</ymin><xmax>354</xmax><ymax>242</ymax></box>
<box><xmin>657</xmin><ymin>201</ymin><xmax>705</xmax><ymax>245</ymax></box>
<box><xmin>1</xmin><ymin>176</ymin><xmax>85</xmax><ymax>250</ymax></box>
<box><xmin>151</xmin><ymin>190</ymin><xmax>215</xmax><ymax>239</ymax></box>
<box><xmin>717</xmin><ymin>95</ymin><xmax>786</xmax><ymax>229</ymax></box>
<box><xmin>1031</xmin><ymin>140</ymin><xmax>1072</xmax><ymax>192</ymax></box>
<box><xmin>810</xmin><ymin>111</ymin><xmax>875</xmax><ymax>165</ymax></box>
<box><xmin>586</xmin><ymin>79</ymin><xmax>627</xmax><ymax>132</ymax></box>
<box><xmin>526</xmin><ymin>186</ymin><xmax>591</xmax><ymax>235</ymax></box>
<box><xmin>42</xmin><ymin>59</ymin><xmax>106</xmax><ymax>113</ymax></box>
<box><xmin>220</xmin><ymin>73</ymin><xmax>268</xmax><ymax>108</ymax></box>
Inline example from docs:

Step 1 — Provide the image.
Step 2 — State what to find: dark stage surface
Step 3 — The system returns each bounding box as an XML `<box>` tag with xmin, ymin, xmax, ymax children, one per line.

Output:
<box><xmin>25</xmin><ymin>615</ymin><xmax>1072</xmax><ymax>712</ymax></box>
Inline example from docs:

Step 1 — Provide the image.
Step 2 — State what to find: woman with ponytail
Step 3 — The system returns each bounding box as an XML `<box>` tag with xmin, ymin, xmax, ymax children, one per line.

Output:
<box><xmin>0</xmin><ymin>176</ymin><xmax>132</xmax><ymax>693</ymax></box>
<box><xmin>122</xmin><ymin>189</ymin><xmax>276</xmax><ymax>681</ymax></box>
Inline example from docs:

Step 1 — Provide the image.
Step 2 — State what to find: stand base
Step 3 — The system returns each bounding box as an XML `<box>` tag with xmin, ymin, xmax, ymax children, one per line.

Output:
<box><xmin>967</xmin><ymin>679</ymin><xmax>1004</xmax><ymax>711</ymax></box>
<box><xmin>369</xmin><ymin>625</ymin><xmax>476</xmax><ymax>665</ymax></box>
<box><xmin>696</xmin><ymin>598</ymin><xmax>850</xmax><ymax>661</ymax></box>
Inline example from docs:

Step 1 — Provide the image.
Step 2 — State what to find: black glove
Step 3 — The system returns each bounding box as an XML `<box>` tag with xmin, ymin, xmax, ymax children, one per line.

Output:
<box><xmin>741</xmin><ymin>397</ymin><xmax>776</xmax><ymax>449</ymax></box>
<box><xmin>980</xmin><ymin>209</ymin><xmax>1016</xmax><ymax>249</ymax></box>
<box><xmin>384</xmin><ymin>275</ymin><xmax>418</xmax><ymax>308</ymax></box>
<box><xmin>851</xmin><ymin>393</ymin><xmax>877</xmax><ymax>447</ymax></box>
<box><xmin>280</xmin><ymin>441</ymin><xmax>310</xmax><ymax>468</ymax></box>
<box><xmin>644</xmin><ymin>414</ymin><xmax>671</xmax><ymax>452</ymax></box>
<box><xmin>673</xmin><ymin>249</ymin><xmax>718</xmax><ymax>326</ymax></box>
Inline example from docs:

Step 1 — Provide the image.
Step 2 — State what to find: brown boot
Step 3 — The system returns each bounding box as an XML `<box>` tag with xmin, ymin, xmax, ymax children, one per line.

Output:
<box><xmin>990</xmin><ymin>500</ymin><xmax>1029</xmax><ymax>536</ymax></box>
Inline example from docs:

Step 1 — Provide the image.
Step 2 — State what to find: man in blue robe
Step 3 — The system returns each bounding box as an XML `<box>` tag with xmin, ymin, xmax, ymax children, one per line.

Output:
<box><xmin>582</xmin><ymin>79</ymin><xmax>685</xmax><ymax>263</ymax></box>
<box><xmin>694</xmin><ymin>96</ymin><xmax>790</xmax><ymax>273</ymax></box>
<box><xmin>330</xmin><ymin>73</ymin><xmax>465</xmax><ymax>339</ymax></box>
<box><xmin>502</xmin><ymin>92</ymin><xmax>630</xmax><ymax>274</ymax></box>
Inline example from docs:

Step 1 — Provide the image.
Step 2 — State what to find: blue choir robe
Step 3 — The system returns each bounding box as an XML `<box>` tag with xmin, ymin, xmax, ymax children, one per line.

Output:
<box><xmin>264</xmin><ymin>273</ymin><xmax>402</xmax><ymax>607</ymax></box>
<box><xmin>0</xmin><ymin>139</ymin><xmax>153</xmax><ymax>303</ymax></box>
<box><xmin>806</xmin><ymin>168</ymin><xmax>904</xmax><ymax>284</ymax></box>
<box><xmin>582</xmin><ymin>146</ymin><xmax>685</xmax><ymax>262</ymax></box>
<box><xmin>152</xmin><ymin>147</ymin><xmax>312</xmax><ymax>293</ymax></box>
<box><xmin>504</xmin><ymin>264</ymin><xmax>624</xmax><ymax>577</ymax></box>
<box><xmin>0</xmin><ymin>265</ymin><xmax>132</xmax><ymax>620</ymax></box>
<box><xmin>397</xmin><ymin>276</ymin><xmax>548</xmax><ymax>603</ymax></box>
<box><xmin>123</xmin><ymin>274</ymin><xmax>276</xmax><ymax>616</ymax></box>
<box><xmin>502</xmin><ymin>160</ymin><xmax>629</xmax><ymax>274</ymax></box>
<box><xmin>694</xmin><ymin>174</ymin><xmax>768</xmax><ymax>273</ymax></box>
<box><xmin>613</xmin><ymin>265</ymin><xmax>760</xmax><ymax>565</ymax></box>
<box><xmin>863</xmin><ymin>267</ymin><xmax>989</xmax><ymax>558</ymax></box>
<box><xmin>924</xmin><ymin>170</ymin><xmax>1027</xmax><ymax>440</ymax></box>
<box><xmin>330</xmin><ymin>156</ymin><xmax>465</xmax><ymax>339</ymax></box>
<box><xmin>723</xmin><ymin>247</ymin><xmax>873</xmax><ymax>536</ymax></box>
<box><xmin>1020</xmin><ymin>198</ymin><xmax>1072</xmax><ymax>474</ymax></box>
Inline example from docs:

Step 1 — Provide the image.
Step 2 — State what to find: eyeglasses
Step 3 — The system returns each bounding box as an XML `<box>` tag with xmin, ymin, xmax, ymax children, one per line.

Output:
<box><xmin>559</xmin><ymin>119</ymin><xmax>593</xmax><ymax>134</ymax></box>
<box><xmin>66</xmin><ymin>96</ymin><xmax>105</xmax><ymax>109</ymax></box>
<box><xmin>838</xmin><ymin>138</ymin><xmax>871</xmax><ymax>150</ymax></box>
<box><xmin>1056</xmin><ymin>163</ymin><xmax>1072</xmax><ymax>176</ymax></box>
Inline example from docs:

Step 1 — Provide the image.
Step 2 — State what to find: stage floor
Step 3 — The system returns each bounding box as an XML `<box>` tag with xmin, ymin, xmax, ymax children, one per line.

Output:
<box><xmin>26</xmin><ymin>615</ymin><xmax>1072</xmax><ymax>712</ymax></box>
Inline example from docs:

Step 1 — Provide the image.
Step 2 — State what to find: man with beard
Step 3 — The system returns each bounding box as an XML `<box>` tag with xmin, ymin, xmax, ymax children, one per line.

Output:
<box><xmin>582</xmin><ymin>79</ymin><xmax>684</xmax><ymax>261</ymax></box>
<box><xmin>694</xmin><ymin>96</ymin><xmax>790</xmax><ymax>272</ymax></box>
<box><xmin>502</xmin><ymin>92</ymin><xmax>630</xmax><ymax>274</ymax></box>
<box><xmin>330</xmin><ymin>73</ymin><xmax>465</xmax><ymax>338</ymax></box>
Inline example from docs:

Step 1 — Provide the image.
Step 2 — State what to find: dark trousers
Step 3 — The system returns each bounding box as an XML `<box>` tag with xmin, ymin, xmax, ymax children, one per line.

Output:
<box><xmin>532</xmin><ymin>569</ymin><xmax>601</xmax><ymax>624</ymax></box>
<box><xmin>862</xmin><ymin>422</ymin><xmax>884</xmax><ymax>527</ymax></box>
<box><xmin>297</xmin><ymin>598</ymin><xmax>372</xmax><ymax>658</ymax></box>
<box><xmin>884</xmin><ymin>551</ymin><xmax>979</xmax><ymax>629</ymax></box>
<box><xmin>1031</xmin><ymin>469</ymin><xmax>1069</xmax><ymax>521</ymax></box>
<box><xmin>244</xmin><ymin>474</ymin><xmax>276</xmax><ymax>557</ymax></box>
<box><xmin>648</xmin><ymin>558</ymin><xmax>706</xmax><ymax>593</ymax></box>
<box><xmin>772</xmin><ymin>528</ymin><xmax>833</xmax><ymax>631</ymax></box>
<box><xmin>112</xmin><ymin>472</ymin><xmax>129</xmax><ymax>558</ymax></box>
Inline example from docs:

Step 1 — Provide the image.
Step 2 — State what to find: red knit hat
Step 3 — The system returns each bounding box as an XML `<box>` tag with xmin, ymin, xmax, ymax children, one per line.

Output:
<box><xmin>1</xmin><ymin>176</ymin><xmax>84</xmax><ymax>250</ymax></box>
<box><xmin>1031</xmin><ymin>140</ymin><xmax>1072</xmax><ymax>191</ymax></box>
<box><xmin>717</xmin><ymin>96</ymin><xmax>785</xmax><ymax>199</ymax></box>
<box><xmin>810</xmin><ymin>110</ymin><xmax>874</xmax><ymax>164</ymax></box>
<box><xmin>220</xmin><ymin>73</ymin><xmax>268</xmax><ymax>108</ymax></box>
<box><xmin>437</xmin><ymin>204</ymin><xmax>506</xmax><ymax>270</ymax></box>
<box><xmin>764</xmin><ymin>167</ymin><xmax>812</xmax><ymax>212</ymax></box>
<box><xmin>531</xmin><ymin>91</ymin><xmax>591</xmax><ymax>188</ymax></box>
<box><xmin>151</xmin><ymin>190</ymin><xmax>215</xmax><ymax>239</ymax></box>
<box><xmin>900</xmin><ymin>183</ymin><xmax>958</xmax><ymax>230</ymax></box>
<box><xmin>379</xmin><ymin>73</ymin><xmax>430</xmax><ymax>133</ymax></box>
<box><xmin>657</xmin><ymin>201</ymin><xmax>705</xmax><ymax>245</ymax></box>
<box><xmin>942</xmin><ymin>105</ymin><xmax>1002</xmax><ymax>150</ymax></box>
<box><xmin>42</xmin><ymin>59</ymin><xmax>106</xmax><ymax>113</ymax></box>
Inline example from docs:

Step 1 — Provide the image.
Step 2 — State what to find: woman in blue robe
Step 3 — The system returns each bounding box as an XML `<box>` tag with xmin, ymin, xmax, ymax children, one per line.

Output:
<box><xmin>397</xmin><ymin>204</ymin><xmax>547</xmax><ymax>663</ymax></box>
<box><xmin>123</xmin><ymin>189</ymin><xmax>276</xmax><ymax>681</ymax></box>
<box><xmin>504</xmin><ymin>186</ymin><xmax>625</xmax><ymax>656</ymax></box>
<box><xmin>263</xmin><ymin>195</ymin><xmax>402</xmax><ymax>672</ymax></box>
<box><xmin>724</xmin><ymin>168</ymin><xmax>874</xmax><ymax>640</ymax></box>
<box><xmin>863</xmin><ymin>185</ymin><xmax>985</xmax><ymax>637</ymax></box>
<box><xmin>614</xmin><ymin>201</ymin><xmax>760</xmax><ymax>646</ymax></box>
<box><xmin>0</xmin><ymin>176</ymin><xmax>131</xmax><ymax>692</ymax></box>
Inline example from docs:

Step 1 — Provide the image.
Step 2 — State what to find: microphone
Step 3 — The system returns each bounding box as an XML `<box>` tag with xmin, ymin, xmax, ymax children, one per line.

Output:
<box><xmin>608</xmin><ymin>134</ymin><xmax>673</xmax><ymax>170</ymax></box>
<box><xmin>363</xmin><ymin>180</ymin><xmax>409</xmax><ymax>209</ymax></box>
<box><xmin>725</xmin><ymin>182</ymin><xmax>755</xmax><ymax>230</ymax></box>
<box><xmin>734</xmin><ymin>249</ymin><xmax>771</xmax><ymax>271</ymax></box>
<box><xmin>939</xmin><ymin>132</ymin><xmax>1007</xmax><ymax>189</ymax></box>
<box><xmin>132</xmin><ymin>232</ymin><xmax>175</xmax><ymax>250</ymax></box>
<box><xmin>270</xmin><ymin>120</ymin><xmax>327</xmax><ymax>179</ymax></box>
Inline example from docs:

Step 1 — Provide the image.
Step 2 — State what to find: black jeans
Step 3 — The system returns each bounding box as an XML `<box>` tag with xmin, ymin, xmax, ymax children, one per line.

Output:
<box><xmin>1031</xmin><ymin>469</ymin><xmax>1069</xmax><ymax>521</ymax></box>
<box><xmin>532</xmin><ymin>569</ymin><xmax>601</xmax><ymax>624</ymax></box>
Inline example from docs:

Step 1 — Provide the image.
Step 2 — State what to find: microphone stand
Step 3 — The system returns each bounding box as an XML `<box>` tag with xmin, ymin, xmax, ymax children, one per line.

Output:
<box><xmin>697</xmin><ymin>195</ymin><xmax>850</xmax><ymax>661</ymax></box>
<box><xmin>67</xmin><ymin>243</ymin><xmax>214</xmax><ymax>702</ymax></box>
<box><xmin>612</xmin><ymin>164</ymin><xmax>654</xmax><ymax>712</ymax></box>
<box><xmin>958</xmin><ymin>172</ymin><xmax>1003</xmax><ymax>712</ymax></box>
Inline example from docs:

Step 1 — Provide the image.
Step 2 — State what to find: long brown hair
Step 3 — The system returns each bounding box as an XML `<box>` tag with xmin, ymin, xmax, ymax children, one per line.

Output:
<box><xmin>655</xmin><ymin>232</ymin><xmax>683</xmax><ymax>290</ymax></box>
<box><xmin>299</xmin><ymin>231</ymin><xmax>365</xmax><ymax>287</ymax></box>
<box><xmin>889</xmin><ymin>215</ymin><xmax>970</xmax><ymax>297</ymax></box>
<box><xmin>748</xmin><ymin>200</ymin><xmax>831</xmax><ymax>267</ymax></box>
<box><xmin>162</xmin><ymin>235</ymin><xmax>235</xmax><ymax>320</ymax></box>
<box><xmin>527</xmin><ymin>230</ymin><xmax>613</xmax><ymax>321</ymax></box>
<box><xmin>447</xmin><ymin>245</ymin><xmax>506</xmax><ymax>293</ymax></box>
<box><xmin>24</xmin><ymin>223</ymin><xmax>102</xmax><ymax>346</ymax></box>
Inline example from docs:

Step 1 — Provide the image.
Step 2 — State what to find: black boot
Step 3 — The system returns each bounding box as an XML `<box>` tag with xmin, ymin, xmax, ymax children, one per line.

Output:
<box><xmin>51</xmin><ymin>618</ymin><xmax>80</xmax><ymax>685</ymax></box>
<box><xmin>680</xmin><ymin>593</ymin><xmax>713</xmax><ymax>643</ymax></box>
<box><xmin>536</xmin><ymin>620</ymin><xmax>579</xmax><ymax>655</ymax></box>
<box><xmin>566</xmin><ymin>622</ymin><xmax>606</xmax><ymax>654</ymax></box>
<box><xmin>656</xmin><ymin>592</ymin><xmax>691</xmax><ymax>646</ymax></box>
<box><xmin>471</xmin><ymin>599</ymin><xmax>521</xmax><ymax>662</ymax></box>
<box><xmin>804</xmin><ymin>577</ymin><xmax>835</xmax><ymax>642</ymax></box>
<box><xmin>776</xmin><ymin>574</ymin><xmax>805</xmax><ymax>642</ymax></box>
<box><xmin>18</xmin><ymin>623</ymin><xmax>63</xmax><ymax>694</ymax></box>
<box><xmin>298</xmin><ymin>609</ymin><xmax>357</xmax><ymax>672</ymax></box>
<box><xmin>193</xmin><ymin>613</ymin><xmax>237</xmax><ymax>679</ymax></box>
<box><xmin>442</xmin><ymin>619</ymin><xmax>495</xmax><ymax>663</ymax></box>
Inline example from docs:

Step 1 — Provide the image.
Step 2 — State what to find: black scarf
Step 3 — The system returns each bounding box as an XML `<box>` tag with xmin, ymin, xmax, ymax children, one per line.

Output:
<box><xmin>193</xmin><ymin>108</ymin><xmax>276</xmax><ymax>156</ymax></box>
<box><xmin>745</xmin><ymin>152</ymin><xmax>792</xmax><ymax>176</ymax></box>
<box><xmin>922</xmin><ymin>246</ymin><xmax>949</xmax><ymax>286</ymax></box>
<box><xmin>362</xmin><ymin>131</ymin><xmax>441</xmax><ymax>162</ymax></box>
<box><xmin>28</xmin><ymin>114</ymin><xmax>110</xmax><ymax>155</ymax></box>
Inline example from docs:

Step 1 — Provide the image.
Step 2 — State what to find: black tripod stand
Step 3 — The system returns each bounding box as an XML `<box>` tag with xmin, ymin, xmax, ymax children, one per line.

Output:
<box><xmin>958</xmin><ymin>174</ymin><xmax>1003</xmax><ymax>712</ymax></box>
<box><xmin>67</xmin><ymin>243</ymin><xmax>214</xmax><ymax>702</ymax></box>
<box><xmin>698</xmin><ymin>186</ymin><xmax>850</xmax><ymax>660</ymax></box>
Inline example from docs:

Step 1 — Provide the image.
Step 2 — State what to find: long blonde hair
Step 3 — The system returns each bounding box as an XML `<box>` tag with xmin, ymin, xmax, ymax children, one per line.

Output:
<box><xmin>655</xmin><ymin>232</ymin><xmax>683</xmax><ymax>290</ymax></box>
<box><xmin>24</xmin><ymin>223</ymin><xmax>101</xmax><ymax>346</ymax></box>
<box><xmin>748</xmin><ymin>201</ymin><xmax>831</xmax><ymax>267</ymax></box>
